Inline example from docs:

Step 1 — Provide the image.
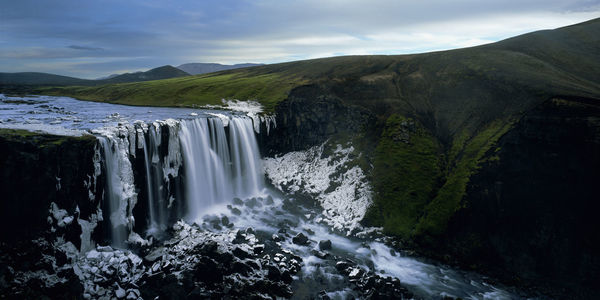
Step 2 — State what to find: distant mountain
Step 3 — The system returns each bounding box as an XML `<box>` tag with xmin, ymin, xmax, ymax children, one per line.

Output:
<box><xmin>102</xmin><ymin>65</ymin><xmax>190</xmax><ymax>83</ymax></box>
<box><xmin>0</xmin><ymin>65</ymin><xmax>190</xmax><ymax>89</ymax></box>
<box><xmin>0</xmin><ymin>72</ymin><xmax>94</xmax><ymax>87</ymax></box>
<box><xmin>177</xmin><ymin>63</ymin><xmax>263</xmax><ymax>75</ymax></box>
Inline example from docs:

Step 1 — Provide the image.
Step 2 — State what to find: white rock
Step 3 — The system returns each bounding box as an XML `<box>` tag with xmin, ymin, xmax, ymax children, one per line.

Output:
<box><xmin>97</xmin><ymin>245</ymin><xmax>114</xmax><ymax>252</ymax></box>
<box><xmin>86</xmin><ymin>250</ymin><xmax>101</xmax><ymax>260</ymax></box>
<box><xmin>115</xmin><ymin>286</ymin><xmax>126</xmax><ymax>299</ymax></box>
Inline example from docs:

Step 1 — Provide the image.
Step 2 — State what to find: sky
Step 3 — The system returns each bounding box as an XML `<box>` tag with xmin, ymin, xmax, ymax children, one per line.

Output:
<box><xmin>1</xmin><ymin>0</ymin><xmax>599</xmax><ymax>79</ymax></box>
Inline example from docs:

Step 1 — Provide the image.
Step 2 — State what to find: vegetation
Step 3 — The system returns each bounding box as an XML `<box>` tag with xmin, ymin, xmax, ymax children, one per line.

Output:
<box><xmin>0</xmin><ymin>128</ymin><xmax>95</xmax><ymax>147</ymax></box>
<box><xmin>0</xmin><ymin>65</ymin><xmax>189</xmax><ymax>88</ymax></box>
<box><xmin>369</xmin><ymin>115</ymin><xmax>442</xmax><ymax>237</ymax></box>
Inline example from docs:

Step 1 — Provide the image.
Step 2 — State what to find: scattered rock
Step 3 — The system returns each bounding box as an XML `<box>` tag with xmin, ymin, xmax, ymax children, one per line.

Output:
<box><xmin>292</xmin><ymin>233</ymin><xmax>309</xmax><ymax>245</ymax></box>
<box><xmin>319</xmin><ymin>240</ymin><xmax>332</xmax><ymax>251</ymax></box>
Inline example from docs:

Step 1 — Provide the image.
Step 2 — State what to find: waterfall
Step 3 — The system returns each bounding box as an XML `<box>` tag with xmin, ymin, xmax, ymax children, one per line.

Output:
<box><xmin>179</xmin><ymin>117</ymin><xmax>264</xmax><ymax>222</ymax></box>
<box><xmin>95</xmin><ymin>125</ymin><xmax>138</xmax><ymax>248</ymax></box>
<box><xmin>95</xmin><ymin>115</ymin><xmax>266</xmax><ymax>246</ymax></box>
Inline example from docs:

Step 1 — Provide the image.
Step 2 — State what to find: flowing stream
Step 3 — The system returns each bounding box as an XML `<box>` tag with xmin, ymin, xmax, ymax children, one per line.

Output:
<box><xmin>0</xmin><ymin>94</ymin><xmax>528</xmax><ymax>299</ymax></box>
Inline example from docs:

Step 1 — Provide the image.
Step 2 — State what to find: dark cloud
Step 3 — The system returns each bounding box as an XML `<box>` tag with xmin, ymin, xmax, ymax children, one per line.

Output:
<box><xmin>68</xmin><ymin>45</ymin><xmax>104</xmax><ymax>51</ymax></box>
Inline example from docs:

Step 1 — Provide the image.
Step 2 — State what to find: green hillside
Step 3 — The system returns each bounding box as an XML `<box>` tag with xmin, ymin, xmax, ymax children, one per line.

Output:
<box><xmin>0</xmin><ymin>65</ymin><xmax>190</xmax><ymax>89</ymax></box>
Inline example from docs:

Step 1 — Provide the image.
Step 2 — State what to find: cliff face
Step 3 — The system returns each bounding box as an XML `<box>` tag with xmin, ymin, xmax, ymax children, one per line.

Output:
<box><xmin>0</xmin><ymin>130</ymin><xmax>100</xmax><ymax>248</ymax></box>
<box><xmin>261</xmin><ymin>94</ymin><xmax>600</xmax><ymax>298</ymax></box>
<box><xmin>440</xmin><ymin>97</ymin><xmax>600</xmax><ymax>297</ymax></box>
<box><xmin>261</xmin><ymin>85</ymin><xmax>376</xmax><ymax>156</ymax></box>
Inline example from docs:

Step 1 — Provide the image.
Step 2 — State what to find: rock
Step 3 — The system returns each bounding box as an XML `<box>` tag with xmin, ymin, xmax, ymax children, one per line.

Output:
<box><xmin>221</xmin><ymin>216</ymin><xmax>230</xmax><ymax>227</ymax></box>
<box><xmin>86</xmin><ymin>250</ymin><xmax>101</xmax><ymax>260</ymax></box>
<box><xmin>272</xmin><ymin>234</ymin><xmax>283</xmax><ymax>242</ymax></box>
<box><xmin>305</xmin><ymin>228</ymin><xmax>315</xmax><ymax>235</ymax></box>
<box><xmin>292</xmin><ymin>233</ymin><xmax>309</xmax><ymax>245</ymax></box>
<box><xmin>335</xmin><ymin>261</ymin><xmax>351</xmax><ymax>273</ymax></box>
<box><xmin>97</xmin><ymin>245</ymin><xmax>114</xmax><ymax>252</ymax></box>
<box><xmin>115</xmin><ymin>286</ymin><xmax>126</xmax><ymax>299</ymax></box>
<box><xmin>232</xmin><ymin>247</ymin><xmax>252</xmax><ymax>259</ymax></box>
<box><xmin>144</xmin><ymin>247</ymin><xmax>166</xmax><ymax>262</ymax></box>
<box><xmin>233</xmin><ymin>198</ymin><xmax>243</xmax><ymax>206</ymax></box>
<box><xmin>311</xmin><ymin>250</ymin><xmax>329</xmax><ymax>259</ymax></box>
<box><xmin>231</xmin><ymin>261</ymin><xmax>253</xmax><ymax>276</ymax></box>
<box><xmin>231</xmin><ymin>207</ymin><xmax>242</xmax><ymax>215</ymax></box>
<box><xmin>319</xmin><ymin>240</ymin><xmax>332</xmax><ymax>251</ymax></box>
<box><xmin>244</xmin><ymin>197</ymin><xmax>261</xmax><ymax>208</ymax></box>
<box><xmin>253</xmin><ymin>244</ymin><xmax>265</xmax><ymax>254</ymax></box>
<box><xmin>267</xmin><ymin>265</ymin><xmax>281</xmax><ymax>281</ymax></box>
<box><xmin>266</xmin><ymin>196</ymin><xmax>274</xmax><ymax>205</ymax></box>
<box><xmin>233</xmin><ymin>231</ymin><xmax>246</xmax><ymax>244</ymax></box>
<box><xmin>348</xmin><ymin>267</ymin><xmax>364</xmax><ymax>279</ymax></box>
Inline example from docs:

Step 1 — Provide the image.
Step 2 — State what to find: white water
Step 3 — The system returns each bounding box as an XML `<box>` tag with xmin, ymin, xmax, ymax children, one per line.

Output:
<box><xmin>95</xmin><ymin>126</ymin><xmax>138</xmax><ymax>248</ymax></box>
<box><xmin>92</xmin><ymin>115</ymin><xmax>265</xmax><ymax>245</ymax></box>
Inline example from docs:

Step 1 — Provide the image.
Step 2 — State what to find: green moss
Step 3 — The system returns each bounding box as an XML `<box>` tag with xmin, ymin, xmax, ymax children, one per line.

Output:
<box><xmin>0</xmin><ymin>128</ymin><xmax>95</xmax><ymax>146</ymax></box>
<box><xmin>41</xmin><ymin>71</ymin><xmax>308</xmax><ymax>113</ymax></box>
<box><xmin>365</xmin><ymin>115</ymin><xmax>514</xmax><ymax>239</ymax></box>
<box><xmin>415</xmin><ymin>119</ymin><xmax>514</xmax><ymax>236</ymax></box>
<box><xmin>367</xmin><ymin>114</ymin><xmax>443</xmax><ymax>237</ymax></box>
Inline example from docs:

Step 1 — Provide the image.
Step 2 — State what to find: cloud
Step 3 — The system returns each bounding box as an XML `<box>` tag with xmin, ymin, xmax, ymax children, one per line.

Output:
<box><xmin>1</xmin><ymin>0</ymin><xmax>598</xmax><ymax>78</ymax></box>
<box><xmin>68</xmin><ymin>45</ymin><xmax>104</xmax><ymax>51</ymax></box>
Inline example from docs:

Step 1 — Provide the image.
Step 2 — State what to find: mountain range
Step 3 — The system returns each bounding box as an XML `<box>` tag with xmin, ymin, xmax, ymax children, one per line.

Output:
<box><xmin>0</xmin><ymin>63</ymin><xmax>263</xmax><ymax>89</ymax></box>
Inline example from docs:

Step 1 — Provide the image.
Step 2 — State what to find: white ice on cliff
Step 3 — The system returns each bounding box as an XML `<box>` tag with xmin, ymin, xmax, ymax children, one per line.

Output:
<box><xmin>263</xmin><ymin>142</ymin><xmax>372</xmax><ymax>234</ymax></box>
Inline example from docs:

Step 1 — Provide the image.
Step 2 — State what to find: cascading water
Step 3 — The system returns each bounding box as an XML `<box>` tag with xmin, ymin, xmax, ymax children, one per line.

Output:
<box><xmin>180</xmin><ymin>117</ymin><xmax>264</xmax><ymax>222</ymax></box>
<box><xmin>95</xmin><ymin>126</ymin><xmax>138</xmax><ymax>248</ymax></box>
<box><xmin>94</xmin><ymin>115</ymin><xmax>264</xmax><ymax>246</ymax></box>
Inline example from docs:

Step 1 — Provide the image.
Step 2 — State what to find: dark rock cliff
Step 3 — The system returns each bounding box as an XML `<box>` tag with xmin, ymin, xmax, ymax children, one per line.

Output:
<box><xmin>424</xmin><ymin>97</ymin><xmax>600</xmax><ymax>298</ymax></box>
<box><xmin>260</xmin><ymin>85</ymin><xmax>376</xmax><ymax>156</ymax></box>
<box><xmin>0</xmin><ymin>130</ymin><xmax>100</xmax><ymax>248</ymax></box>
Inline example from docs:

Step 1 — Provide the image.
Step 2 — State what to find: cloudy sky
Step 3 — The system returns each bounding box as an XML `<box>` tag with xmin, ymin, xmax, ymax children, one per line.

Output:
<box><xmin>1</xmin><ymin>0</ymin><xmax>599</xmax><ymax>79</ymax></box>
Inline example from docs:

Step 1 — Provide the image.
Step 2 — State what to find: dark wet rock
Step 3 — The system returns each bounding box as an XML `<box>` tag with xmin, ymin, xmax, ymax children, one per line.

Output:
<box><xmin>267</xmin><ymin>265</ymin><xmax>281</xmax><ymax>281</ymax></box>
<box><xmin>232</xmin><ymin>247</ymin><xmax>252</xmax><ymax>259</ymax></box>
<box><xmin>318</xmin><ymin>290</ymin><xmax>331</xmax><ymax>300</ymax></box>
<box><xmin>312</xmin><ymin>250</ymin><xmax>329</xmax><ymax>259</ymax></box>
<box><xmin>231</xmin><ymin>261</ymin><xmax>253</xmax><ymax>276</ymax></box>
<box><xmin>245</xmin><ymin>227</ymin><xmax>255</xmax><ymax>235</ymax></box>
<box><xmin>253</xmin><ymin>244</ymin><xmax>265</xmax><ymax>255</ymax></box>
<box><xmin>233</xmin><ymin>230</ymin><xmax>247</xmax><ymax>244</ymax></box>
<box><xmin>231</xmin><ymin>207</ymin><xmax>242</xmax><ymax>215</ymax></box>
<box><xmin>233</xmin><ymin>197</ymin><xmax>243</xmax><ymax>206</ymax></box>
<box><xmin>335</xmin><ymin>261</ymin><xmax>352</xmax><ymax>273</ymax></box>
<box><xmin>245</xmin><ymin>197</ymin><xmax>261</xmax><ymax>209</ymax></box>
<box><xmin>292</xmin><ymin>232</ymin><xmax>309</xmax><ymax>245</ymax></box>
<box><xmin>305</xmin><ymin>228</ymin><xmax>315</xmax><ymax>235</ymax></box>
<box><xmin>272</xmin><ymin>234</ymin><xmax>283</xmax><ymax>242</ymax></box>
<box><xmin>266</xmin><ymin>196</ymin><xmax>274</xmax><ymax>205</ymax></box>
<box><xmin>319</xmin><ymin>240</ymin><xmax>332</xmax><ymax>251</ymax></box>
<box><xmin>221</xmin><ymin>215</ymin><xmax>230</xmax><ymax>227</ymax></box>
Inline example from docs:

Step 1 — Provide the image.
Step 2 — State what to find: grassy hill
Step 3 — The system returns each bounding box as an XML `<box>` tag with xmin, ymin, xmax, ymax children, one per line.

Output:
<box><xmin>101</xmin><ymin>65</ymin><xmax>189</xmax><ymax>83</ymax></box>
<box><xmin>0</xmin><ymin>72</ymin><xmax>94</xmax><ymax>87</ymax></box>
<box><xmin>32</xmin><ymin>18</ymin><xmax>600</xmax><ymax>240</ymax></box>
<box><xmin>0</xmin><ymin>65</ymin><xmax>189</xmax><ymax>89</ymax></box>
<box><xmin>177</xmin><ymin>63</ymin><xmax>263</xmax><ymax>75</ymax></box>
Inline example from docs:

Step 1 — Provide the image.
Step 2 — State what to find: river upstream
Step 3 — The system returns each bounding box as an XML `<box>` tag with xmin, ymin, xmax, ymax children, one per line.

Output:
<box><xmin>0</xmin><ymin>94</ymin><xmax>535</xmax><ymax>299</ymax></box>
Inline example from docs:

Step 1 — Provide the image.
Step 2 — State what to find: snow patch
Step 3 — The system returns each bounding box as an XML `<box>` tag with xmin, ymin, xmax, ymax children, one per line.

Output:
<box><xmin>263</xmin><ymin>142</ymin><xmax>372</xmax><ymax>234</ymax></box>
